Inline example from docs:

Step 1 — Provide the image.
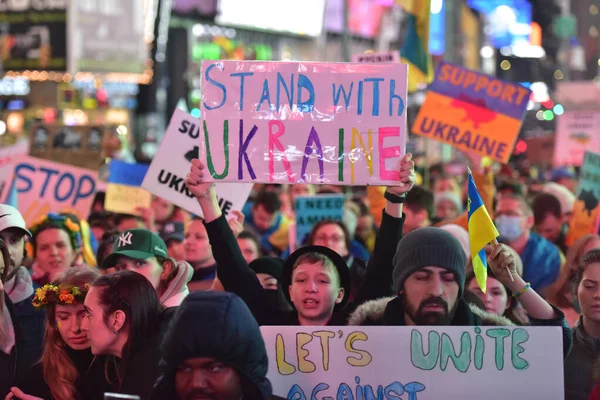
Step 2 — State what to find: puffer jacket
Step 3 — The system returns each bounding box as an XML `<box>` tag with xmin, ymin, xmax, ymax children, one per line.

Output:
<box><xmin>348</xmin><ymin>295</ymin><xmax>573</xmax><ymax>360</ymax></box>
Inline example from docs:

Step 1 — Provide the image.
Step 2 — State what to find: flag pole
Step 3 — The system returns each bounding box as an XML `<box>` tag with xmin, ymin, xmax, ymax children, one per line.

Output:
<box><xmin>467</xmin><ymin>165</ymin><xmax>514</xmax><ymax>282</ymax></box>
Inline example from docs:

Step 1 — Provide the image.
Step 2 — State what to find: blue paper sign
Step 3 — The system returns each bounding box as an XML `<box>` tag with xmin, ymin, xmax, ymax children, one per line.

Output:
<box><xmin>295</xmin><ymin>194</ymin><xmax>345</xmax><ymax>248</ymax></box>
<box><xmin>108</xmin><ymin>160</ymin><xmax>149</xmax><ymax>187</ymax></box>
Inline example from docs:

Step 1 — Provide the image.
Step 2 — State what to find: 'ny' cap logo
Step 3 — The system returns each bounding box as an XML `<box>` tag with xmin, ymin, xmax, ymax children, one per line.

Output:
<box><xmin>164</xmin><ymin>223</ymin><xmax>175</xmax><ymax>233</ymax></box>
<box><xmin>118</xmin><ymin>232</ymin><xmax>133</xmax><ymax>247</ymax></box>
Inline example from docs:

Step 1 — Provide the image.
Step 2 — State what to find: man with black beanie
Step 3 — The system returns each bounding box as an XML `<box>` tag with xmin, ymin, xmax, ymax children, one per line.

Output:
<box><xmin>348</xmin><ymin>227</ymin><xmax>574</xmax><ymax>361</ymax></box>
<box><xmin>152</xmin><ymin>291</ymin><xmax>284</xmax><ymax>400</ymax></box>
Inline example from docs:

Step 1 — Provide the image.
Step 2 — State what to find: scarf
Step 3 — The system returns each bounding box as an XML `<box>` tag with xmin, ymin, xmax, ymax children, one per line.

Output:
<box><xmin>5</xmin><ymin>266</ymin><xmax>34</xmax><ymax>304</ymax></box>
<box><xmin>0</xmin><ymin>300</ymin><xmax>15</xmax><ymax>355</ymax></box>
<box><xmin>160</xmin><ymin>261</ymin><xmax>193</xmax><ymax>308</ymax></box>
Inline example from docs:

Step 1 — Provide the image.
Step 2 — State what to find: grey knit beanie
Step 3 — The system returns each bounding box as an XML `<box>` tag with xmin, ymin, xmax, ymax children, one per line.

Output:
<box><xmin>392</xmin><ymin>227</ymin><xmax>467</xmax><ymax>297</ymax></box>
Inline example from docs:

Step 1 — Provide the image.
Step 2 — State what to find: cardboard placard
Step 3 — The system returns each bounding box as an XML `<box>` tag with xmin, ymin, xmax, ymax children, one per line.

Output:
<box><xmin>200</xmin><ymin>60</ymin><xmax>408</xmax><ymax>185</ymax></box>
<box><xmin>13</xmin><ymin>156</ymin><xmax>97</xmax><ymax>225</ymax></box>
<box><xmin>261</xmin><ymin>325</ymin><xmax>564</xmax><ymax>399</ymax></box>
<box><xmin>295</xmin><ymin>194</ymin><xmax>345</xmax><ymax>248</ymax></box>
<box><xmin>104</xmin><ymin>160</ymin><xmax>152</xmax><ymax>215</ymax></box>
<box><xmin>141</xmin><ymin>109</ymin><xmax>253</xmax><ymax>219</ymax></box>
<box><xmin>553</xmin><ymin>111</ymin><xmax>600</xmax><ymax>167</ymax></box>
<box><xmin>412</xmin><ymin>62</ymin><xmax>531</xmax><ymax>164</ymax></box>
<box><xmin>566</xmin><ymin>151</ymin><xmax>600</xmax><ymax>246</ymax></box>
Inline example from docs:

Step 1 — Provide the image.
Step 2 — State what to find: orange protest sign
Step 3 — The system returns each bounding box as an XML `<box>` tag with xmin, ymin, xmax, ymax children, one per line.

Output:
<box><xmin>412</xmin><ymin>62</ymin><xmax>531</xmax><ymax>164</ymax></box>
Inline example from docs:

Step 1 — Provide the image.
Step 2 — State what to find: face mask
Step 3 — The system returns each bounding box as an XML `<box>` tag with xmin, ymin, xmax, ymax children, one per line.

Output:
<box><xmin>495</xmin><ymin>215</ymin><xmax>523</xmax><ymax>242</ymax></box>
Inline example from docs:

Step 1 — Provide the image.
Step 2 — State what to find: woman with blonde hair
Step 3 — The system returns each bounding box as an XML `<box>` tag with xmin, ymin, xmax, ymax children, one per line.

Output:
<box><xmin>546</xmin><ymin>234</ymin><xmax>600</xmax><ymax>326</ymax></box>
<box><xmin>5</xmin><ymin>266</ymin><xmax>114</xmax><ymax>400</ymax></box>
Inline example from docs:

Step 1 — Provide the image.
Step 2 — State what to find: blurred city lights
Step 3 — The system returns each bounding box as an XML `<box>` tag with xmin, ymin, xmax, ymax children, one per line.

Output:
<box><xmin>191</xmin><ymin>108</ymin><xmax>201</xmax><ymax>118</ymax></box>
<box><xmin>536</xmin><ymin>110</ymin><xmax>544</xmax><ymax>120</ymax></box>
<box><xmin>554</xmin><ymin>70</ymin><xmax>564</xmax><ymax>80</ymax></box>
<box><xmin>543</xmin><ymin>110</ymin><xmax>554</xmax><ymax>121</ymax></box>
<box><xmin>500</xmin><ymin>60</ymin><xmax>511</xmax><ymax>70</ymax></box>
<box><xmin>553</xmin><ymin>104</ymin><xmax>565</xmax><ymax>115</ymax></box>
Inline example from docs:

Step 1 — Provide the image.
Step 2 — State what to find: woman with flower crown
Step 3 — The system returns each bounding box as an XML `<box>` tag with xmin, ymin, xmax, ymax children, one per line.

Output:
<box><xmin>4</xmin><ymin>266</ymin><xmax>115</xmax><ymax>400</ymax></box>
<box><xmin>26</xmin><ymin>213</ymin><xmax>88</xmax><ymax>287</ymax></box>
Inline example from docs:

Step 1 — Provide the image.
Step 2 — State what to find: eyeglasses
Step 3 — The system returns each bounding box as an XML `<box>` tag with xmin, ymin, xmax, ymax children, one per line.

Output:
<box><xmin>314</xmin><ymin>235</ymin><xmax>345</xmax><ymax>243</ymax></box>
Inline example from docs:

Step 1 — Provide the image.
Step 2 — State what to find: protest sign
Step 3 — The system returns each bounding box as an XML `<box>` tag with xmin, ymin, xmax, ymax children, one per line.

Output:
<box><xmin>0</xmin><ymin>139</ymin><xmax>29</xmax><ymax>203</ymax></box>
<box><xmin>553</xmin><ymin>111</ymin><xmax>600</xmax><ymax>167</ymax></box>
<box><xmin>261</xmin><ymin>325</ymin><xmax>564</xmax><ymax>399</ymax></box>
<box><xmin>200</xmin><ymin>60</ymin><xmax>408</xmax><ymax>185</ymax></box>
<box><xmin>105</xmin><ymin>160</ymin><xmax>152</xmax><ymax>215</ymax></box>
<box><xmin>352</xmin><ymin>51</ymin><xmax>401</xmax><ymax>63</ymax></box>
<box><xmin>12</xmin><ymin>156</ymin><xmax>97</xmax><ymax>225</ymax></box>
<box><xmin>295</xmin><ymin>194</ymin><xmax>344</xmax><ymax>248</ymax></box>
<box><xmin>566</xmin><ymin>151</ymin><xmax>600</xmax><ymax>246</ymax></box>
<box><xmin>412</xmin><ymin>62</ymin><xmax>531</xmax><ymax>164</ymax></box>
<box><xmin>141</xmin><ymin>109</ymin><xmax>253</xmax><ymax>219</ymax></box>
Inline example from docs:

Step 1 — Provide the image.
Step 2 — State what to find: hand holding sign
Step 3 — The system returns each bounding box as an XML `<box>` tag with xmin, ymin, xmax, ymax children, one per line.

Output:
<box><xmin>384</xmin><ymin>153</ymin><xmax>415</xmax><ymax>196</ymax></box>
<box><xmin>186</xmin><ymin>159</ymin><xmax>216</xmax><ymax>198</ymax></box>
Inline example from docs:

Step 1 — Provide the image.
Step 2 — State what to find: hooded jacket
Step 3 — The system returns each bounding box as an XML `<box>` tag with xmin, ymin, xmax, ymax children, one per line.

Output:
<box><xmin>151</xmin><ymin>291</ymin><xmax>280</xmax><ymax>399</ymax></box>
<box><xmin>348</xmin><ymin>296</ymin><xmax>573</xmax><ymax>360</ymax></box>
<box><xmin>159</xmin><ymin>261</ymin><xmax>194</xmax><ymax>308</ymax></box>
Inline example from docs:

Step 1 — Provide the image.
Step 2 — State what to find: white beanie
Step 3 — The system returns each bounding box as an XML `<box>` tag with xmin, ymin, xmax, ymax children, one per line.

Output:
<box><xmin>435</xmin><ymin>192</ymin><xmax>464</xmax><ymax>214</ymax></box>
<box><xmin>440</xmin><ymin>224</ymin><xmax>471</xmax><ymax>260</ymax></box>
<box><xmin>542</xmin><ymin>182</ymin><xmax>576</xmax><ymax>215</ymax></box>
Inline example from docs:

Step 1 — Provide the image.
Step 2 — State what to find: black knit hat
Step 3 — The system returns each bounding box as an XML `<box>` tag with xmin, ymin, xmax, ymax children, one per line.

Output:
<box><xmin>249</xmin><ymin>257</ymin><xmax>284</xmax><ymax>281</ymax></box>
<box><xmin>281</xmin><ymin>245</ymin><xmax>351</xmax><ymax>310</ymax></box>
<box><xmin>392</xmin><ymin>227</ymin><xmax>467</xmax><ymax>298</ymax></box>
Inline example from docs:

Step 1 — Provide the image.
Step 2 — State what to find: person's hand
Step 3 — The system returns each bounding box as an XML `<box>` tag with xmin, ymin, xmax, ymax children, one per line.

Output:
<box><xmin>488</xmin><ymin>243</ymin><xmax>519</xmax><ymax>288</ymax></box>
<box><xmin>185</xmin><ymin>159</ymin><xmax>216</xmax><ymax>200</ymax></box>
<box><xmin>386</xmin><ymin>153</ymin><xmax>416</xmax><ymax>196</ymax></box>
<box><xmin>5</xmin><ymin>387</ymin><xmax>44</xmax><ymax>400</ymax></box>
<box><xmin>227</xmin><ymin>210</ymin><xmax>245</xmax><ymax>237</ymax></box>
<box><xmin>135</xmin><ymin>206</ymin><xmax>156</xmax><ymax>231</ymax></box>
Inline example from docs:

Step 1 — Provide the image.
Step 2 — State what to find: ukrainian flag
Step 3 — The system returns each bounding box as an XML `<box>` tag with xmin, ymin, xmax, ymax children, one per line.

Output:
<box><xmin>397</xmin><ymin>0</ymin><xmax>434</xmax><ymax>92</ymax></box>
<box><xmin>467</xmin><ymin>169</ymin><xmax>499</xmax><ymax>293</ymax></box>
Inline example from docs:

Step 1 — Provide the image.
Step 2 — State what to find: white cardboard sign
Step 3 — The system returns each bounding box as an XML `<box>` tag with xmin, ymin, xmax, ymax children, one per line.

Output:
<box><xmin>352</xmin><ymin>51</ymin><xmax>401</xmax><ymax>63</ymax></box>
<box><xmin>261</xmin><ymin>326</ymin><xmax>564</xmax><ymax>400</ymax></box>
<box><xmin>142</xmin><ymin>109</ymin><xmax>253</xmax><ymax>219</ymax></box>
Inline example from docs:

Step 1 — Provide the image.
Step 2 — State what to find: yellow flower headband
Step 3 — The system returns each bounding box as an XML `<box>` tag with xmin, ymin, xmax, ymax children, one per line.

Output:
<box><xmin>26</xmin><ymin>213</ymin><xmax>83</xmax><ymax>258</ymax></box>
<box><xmin>32</xmin><ymin>283</ymin><xmax>90</xmax><ymax>309</ymax></box>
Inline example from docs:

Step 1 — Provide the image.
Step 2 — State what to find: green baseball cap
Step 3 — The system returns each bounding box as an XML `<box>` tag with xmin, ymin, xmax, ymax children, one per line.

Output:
<box><xmin>101</xmin><ymin>229</ymin><xmax>169</xmax><ymax>269</ymax></box>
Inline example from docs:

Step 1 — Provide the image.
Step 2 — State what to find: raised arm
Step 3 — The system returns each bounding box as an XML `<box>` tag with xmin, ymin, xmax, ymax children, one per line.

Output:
<box><xmin>185</xmin><ymin>159</ymin><xmax>284</xmax><ymax>324</ymax></box>
<box><xmin>354</xmin><ymin>153</ymin><xmax>416</xmax><ymax>307</ymax></box>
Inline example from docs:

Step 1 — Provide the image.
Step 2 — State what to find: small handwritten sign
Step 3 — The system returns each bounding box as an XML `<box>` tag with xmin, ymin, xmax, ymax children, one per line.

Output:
<box><xmin>261</xmin><ymin>326</ymin><xmax>563</xmax><ymax>399</ymax></box>
<box><xmin>200</xmin><ymin>60</ymin><xmax>408</xmax><ymax>185</ymax></box>
<box><xmin>566</xmin><ymin>151</ymin><xmax>600</xmax><ymax>246</ymax></box>
<box><xmin>295</xmin><ymin>194</ymin><xmax>344</xmax><ymax>248</ymax></box>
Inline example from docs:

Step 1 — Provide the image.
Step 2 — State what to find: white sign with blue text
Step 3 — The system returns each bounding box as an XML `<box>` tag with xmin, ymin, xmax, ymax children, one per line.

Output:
<box><xmin>261</xmin><ymin>326</ymin><xmax>564</xmax><ymax>400</ymax></box>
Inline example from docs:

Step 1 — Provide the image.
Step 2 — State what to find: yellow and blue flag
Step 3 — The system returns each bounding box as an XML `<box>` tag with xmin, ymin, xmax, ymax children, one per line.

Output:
<box><xmin>467</xmin><ymin>170</ymin><xmax>499</xmax><ymax>293</ymax></box>
<box><xmin>397</xmin><ymin>0</ymin><xmax>434</xmax><ymax>92</ymax></box>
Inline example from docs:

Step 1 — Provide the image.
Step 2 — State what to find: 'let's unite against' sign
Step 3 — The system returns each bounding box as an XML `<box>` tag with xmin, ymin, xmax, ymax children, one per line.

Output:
<box><xmin>199</xmin><ymin>61</ymin><xmax>408</xmax><ymax>186</ymax></box>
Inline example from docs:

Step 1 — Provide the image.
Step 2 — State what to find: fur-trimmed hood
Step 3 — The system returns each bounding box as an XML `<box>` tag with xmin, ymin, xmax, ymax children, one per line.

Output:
<box><xmin>348</xmin><ymin>296</ymin><xmax>514</xmax><ymax>326</ymax></box>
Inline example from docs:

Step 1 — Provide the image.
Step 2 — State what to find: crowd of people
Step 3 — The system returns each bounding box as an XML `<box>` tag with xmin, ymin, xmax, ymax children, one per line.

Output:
<box><xmin>0</xmin><ymin>152</ymin><xmax>597</xmax><ymax>399</ymax></box>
